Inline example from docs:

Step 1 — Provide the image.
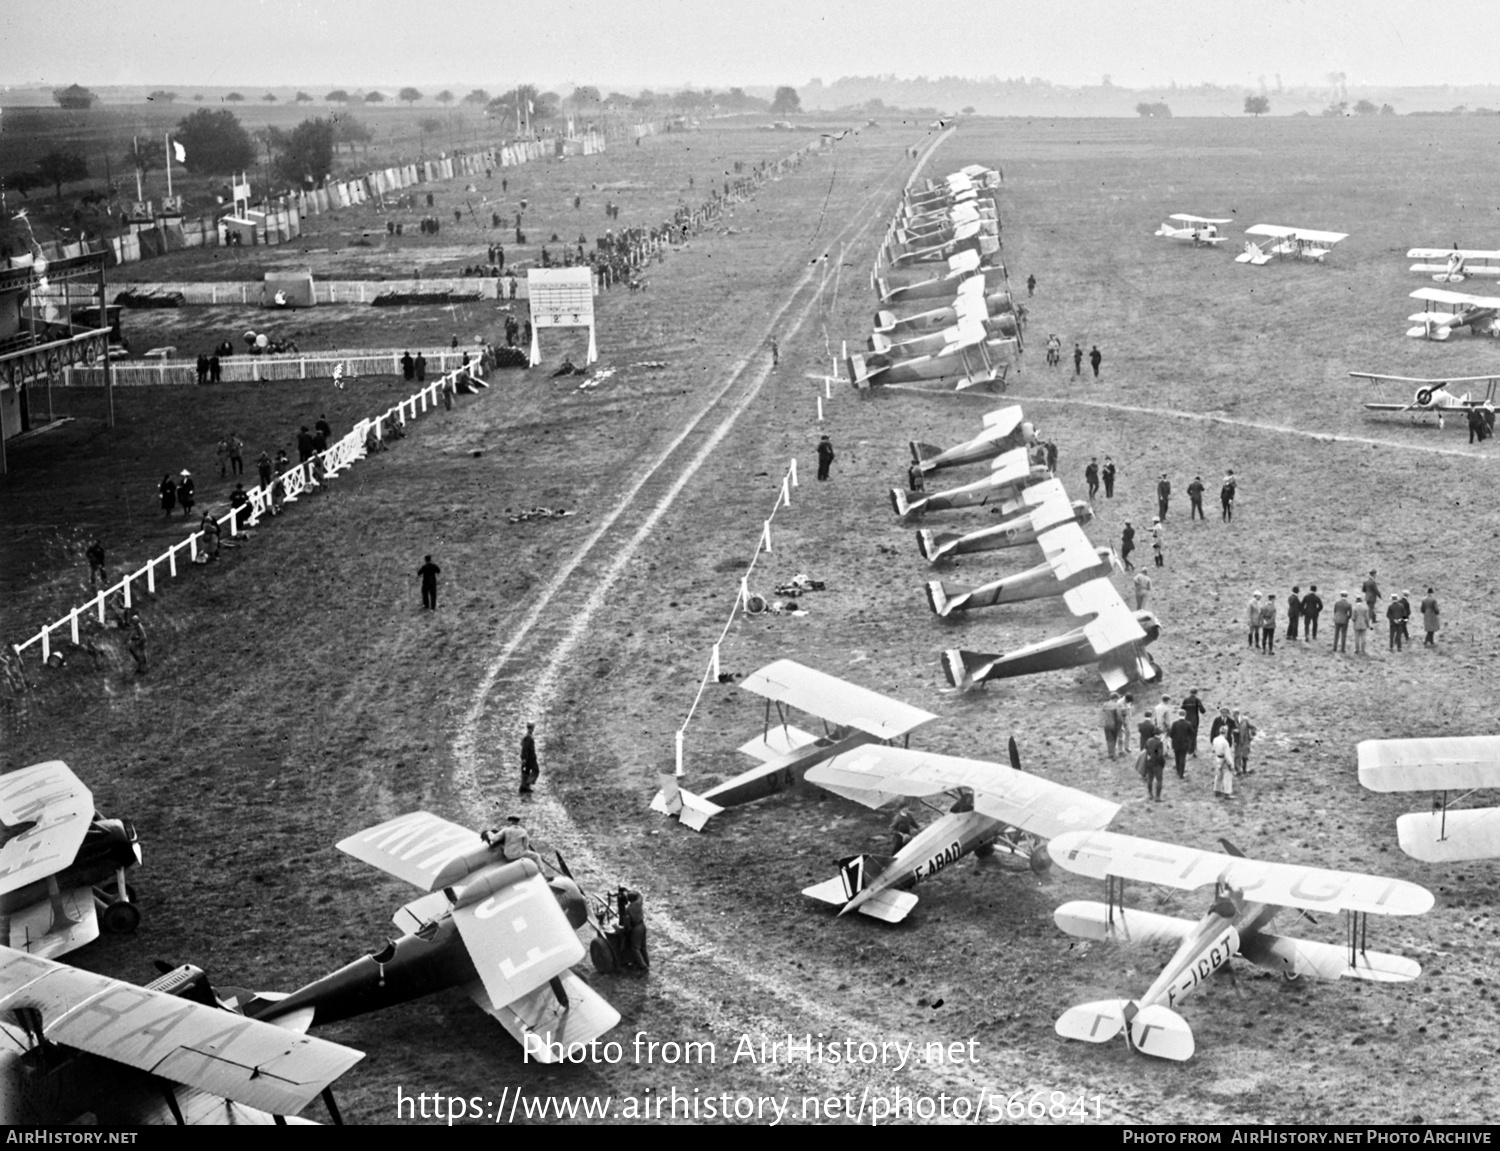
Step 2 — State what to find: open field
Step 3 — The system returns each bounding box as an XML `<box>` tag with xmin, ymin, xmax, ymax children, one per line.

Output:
<box><xmin>3</xmin><ymin>116</ymin><xmax>1500</xmax><ymax>1125</ymax></box>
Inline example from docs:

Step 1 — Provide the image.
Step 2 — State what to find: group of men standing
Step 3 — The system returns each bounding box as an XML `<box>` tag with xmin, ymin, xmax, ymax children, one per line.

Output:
<box><xmin>1248</xmin><ymin>576</ymin><xmax>1439</xmax><ymax>655</ymax></box>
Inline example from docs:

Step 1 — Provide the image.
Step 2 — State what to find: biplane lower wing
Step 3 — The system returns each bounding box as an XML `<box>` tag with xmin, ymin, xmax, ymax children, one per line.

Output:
<box><xmin>1395</xmin><ymin>809</ymin><xmax>1500</xmax><ymax>863</ymax></box>
<box><xmin>450</xmin><ymin>872</ymin><xmax>586</xmax><ymax>1007</ymax></box>
<box><xmin>1237</xmin><ymin>930</ymin><xmax>1420</xmax><ymax>982</ymax></box>
<box><xmin>5</xmin><ymin>884</ymin><xmax>99</xmax><ymax>958</ymax></box>
<box><xmin>1053</xmin><ymin>900</ymin><xmax>1195</xmax><ymax>947</ymax></box>
<box><xmin>801</xmin><ymin>876</ymin><xmax>918</xmax><ymax>923</ymax></box>
<box><xmin>469</xmin><ymin>971</ymin><xmax>621</xmax><ymax>1061</ymax></box>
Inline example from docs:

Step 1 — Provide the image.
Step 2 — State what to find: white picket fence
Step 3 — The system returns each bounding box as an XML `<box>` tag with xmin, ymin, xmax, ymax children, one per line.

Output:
<box><xmin>110</xmin><ymin>278</ymin><xmax>511</xmax><ymax>306</ymax></box>
<box><xmin>64</xmin><ymin>348</ymin><xmax>484</xmax><ymax>388</ymax></box>
<box><xmin>11</xmin><ymin>362</ymin><xmax>483</xmax><ymax>665</ymax></box>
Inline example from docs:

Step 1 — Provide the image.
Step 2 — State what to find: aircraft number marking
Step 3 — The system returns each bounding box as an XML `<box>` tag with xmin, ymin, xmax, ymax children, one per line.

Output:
<box><xmin>914</xmin><ymin>841</ymin><xmax>963</xmax><ymax>883</ymax></box>
<box><xmin>1165</xmin><ymin>933</ymin><xmax>1235</xmax><ymax>1007</ymax></box>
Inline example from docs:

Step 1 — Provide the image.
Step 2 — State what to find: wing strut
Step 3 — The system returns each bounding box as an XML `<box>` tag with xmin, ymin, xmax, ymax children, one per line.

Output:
<box><xmin>1106</xmin><ymin>874</ymin><xmax>1126</xmax><ymax>929</ymax></box>
<box><xmin>1347</xmin><ymin>911</ymin><xmax>1369</xmax><ymax>969</ymax></box>
<box><xmin>161</xmin><ymin>1084</ymin><xmax>186</xmax><ymax>1126</ymax></box>
<box><xmin>322</xmin><ymin>1087</ymin><xmax>346</xmax><ymax>1126</ymax></box>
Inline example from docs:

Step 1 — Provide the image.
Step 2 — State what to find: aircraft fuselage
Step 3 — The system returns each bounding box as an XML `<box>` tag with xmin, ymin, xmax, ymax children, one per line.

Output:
<box><xmin>844</xmin><ymin>810</ymin><xmax>1003</xmax><ymax>915</ymax></box>
<box><xmin>700</xmin><ymin>731</ymin><xmax>877</xmax><ymax>809</ymax></box>
<box><xmin>0</xmin><ymin>818</ymin><xmax>138</xmax><ymax>916</ymax></box>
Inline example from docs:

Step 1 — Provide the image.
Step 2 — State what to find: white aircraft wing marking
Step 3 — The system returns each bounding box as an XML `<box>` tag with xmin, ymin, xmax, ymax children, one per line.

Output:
<box><xmin>0</xmin><ymin>762</ymin><xmax>94</xmax><ymax>894</ymax></box>
<box><xmin>1047</xmin><ymin>830</ymin><xmax>1435</xmax><ymax>916</ymax></box>
<box><xmin>337</xmin><ymin>811</ymin><xmax>483</xmax><ymax>892</ymax></box>
<box><xmin>451</xmin><ymin>873</ymin><xmax>586</xmax><ymax>1007</ymax></box>
<box><xmin>1064</xmin><ymin>581</ymin><xmax>1147</xmax><ymax>654</ymax></box>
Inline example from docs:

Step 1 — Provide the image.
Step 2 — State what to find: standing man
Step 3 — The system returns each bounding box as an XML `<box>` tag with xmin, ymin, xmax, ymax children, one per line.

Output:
<box><xmin>1247</xmin><ymin>591</ymin><xmax>1263</xmax><ymax>650</ymax></box>
<box><xmin>257</xmin><ymin>450</ymin><xmax>274</xmax><ymax>489</ymax></box>
<box><xmin>1152</xmin><ymin>694</ymin><xmax>1174</xmax><ymax>735</ymax></box>
<box><xmin>125</xmin><ymin>612</ymin><xmax>148</xmax><ymax>675</ymax></box>
<box><xmin>1156</xmin><ymin>474</ymin><xmax>1171</xmax><ymax>520</ymax></box>
<box><xmin>1181</xmin><ymin>688</ymin><xmax>1208</xmax><ymax>758</ymax></box>
<box><xmin>415</xmin><ymin>353</ymin><xmax>427</xmax><ymax>383</ymax></box>
<box><xmin>520</xmin><ymin>723</ymin><xmax>541</xmax><ymax>794</ymax></box>
<box><xmin>1220</xmin><ymin>470</ymin><xmax>1237</xmax><ymax>522</ymax></box>
<box><xmin>1133</xmin><ymin>569</ymin><xmax>1153</xmax><ymax>610</ymax></box>
<box><xmin>1101</xmin><ymin>456</ymin><xmax>1117</xmax><ymax>498</ymax></box>
<box><xmin>1120</xmin><ymin>521</ymin><xmax>1136</xmax><ymax>571</ymax></box>
<box><xmin>1301</xmin><ymin>585</ymin><xmax>1323</xmax><ymax>641</ymax></box>
<box><xmin>1187</xmin><ymin>475</ymin><xmax>1205</xmax><ymax>520</ymax></box>
<box><xmin>1073</xmin><ymin>342</ymin><xmax>1084</xmax><ymax>376</ymax></box>
<box><xmin>816</xmin><ymin>434</ymin><xmax>835</xmax><ymax>481</ymax></box>
<box><xmin>1085</xmin><ymin>458</ymin><xmax>1100</xmax><ymax>502</ymax></box>
<box><xmin>1089</xmin><ymin>344</ymin><xmax>1102</xmax><ymax>379</ymax></box>
<box><xmin>417</xmin><ymin>554</ymin><xmax>441</xmax><ymax>610</ymax></box>
<box><xmin>297</xmin><ymin>426</ymin><xmax>315</xmax><ymax>463</ymax></box>
<box><xmin>1332</xmin><ymin>591</ymin><xmax>1352</xmax><ymax>653</ymax></box>
<box><xmin>1386</xmin><ymin>596</ymin><xmax>1406</xmax><ymax>651</ymax></box>
<box><xmin>1168</xmin><ymin>709</ymin><xmax>1194</xmax><ymax>778</ymax></box>
<box><xmin>1420</xmin><ymin>588</ymin><xmax>1440</xmax><ymax>646</ymax></box>
<box><xmin>1143</xmin><ymin>729</ymin><xmax>1166</xmax><ymax>803</ymax></box>
<box><xmin>1026</xmin><ymin>273</ymin><xmax>1036</xmax><ymax>297</ymax></box>
<box><xmin>1212</xmin><ymin>728</ymin><xmax>1235</xmax><ymax>800</ymax></box>
<box><xmin>177</xmin><ymin>471</ymin><xmax>195</xmax><ymax>518</ymax></box>
<box><xmin>1362</xmin><ymin>570</ymin><xmax>1381</xmax><ymax>624</ymax></box>
<box><xmin>1150</xmin><ymin>518</ymin><xmax>1165</xmax><ymax>567</ymax></box>
<box><xmin>86</xmin><ymin>539</ymin><xmax>107</xmax><ymax>587</ymax></box>
<box><xmin>1101</xmin><ymin>692</ymin><xmax>1125</xmax><ymax>759</ymax></box>
<box><xmin>1259</xmin><ymin>595</ymin><xmax>1277</xmax><ymax>654</ymax></box>
<box><xmin>1352</xmin><ymin>595</ymin><xmax>1371</xmax><ymax>655</ymax></box>
<box><xmin>1209</xmin><ymin>705</ymin><xmax>1239</xmax><ymax>747</ymax></box>
<box><xmin>1286</xmin><ymin>587</ymin><xmax>1303</xmax><ymax>643</ymax></box>
<box><xmin>229</xmin><ymin>432</ymin><xmax>244</xmax><ymax>477</ymax></box>
<box><xmin>769</xmin><ymin>338</ymin><xmax>779</xmax><ymax>370</ymax></box>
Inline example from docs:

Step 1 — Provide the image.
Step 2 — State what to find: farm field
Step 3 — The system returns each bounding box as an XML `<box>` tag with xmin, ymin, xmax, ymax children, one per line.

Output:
<box><xmin>3</xmin><ymin>115</ymin><xmax>1500</xmax><ymax>1126</ymax></box>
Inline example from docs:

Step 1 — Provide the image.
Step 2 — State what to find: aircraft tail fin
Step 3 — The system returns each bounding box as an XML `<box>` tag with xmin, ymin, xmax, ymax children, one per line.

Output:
<box><xmin>874</xmin><ymin>309</ymin><xmax>897</xmax><ymax>332</ymax></box>
<box><xmin>940</xmin><ymin>648</ymin><xmax>977</xmax><ymax>690</ymax></box>
<box><xmin>874</xmin><ymin>276</ymin><xmax>891</xmax><ymax>303</ymax></box>
<box><xmin>890</xmin><ymin>488</ymin><xmax>924</xmax><ymax>520</ymax></box>
<box><xmin>909</xmin><ymin>440</ymin><xmax>945</xmax><ymax>464</ymax></box>
<box><xmin>926</xmin><ymin>580</ymin><xmax>971</xmax><ymax>617</ymax></box>
<box><xmin>650</xmin><ymin>775</ymin><xmax>723</xmax><ymax>832</ymax></box>
<box><xmin>1127</xmin><ymin>1004</ymin><xmax>1195</xmax><ymax>1061</ymax></box>
<box><xmin>845</xmin><ymin>352</ymin><xmax>874</xmax><ymax>390</ymax></box>
<box><xmin>868</xmin><ymin>332</ymin><xmax>892</xmax><ymax>355</ymax></box>
<box><xmin>1055</xmin><ymin>999</ymin><xmax>1128</xmax><ymax>1045</ymax></box>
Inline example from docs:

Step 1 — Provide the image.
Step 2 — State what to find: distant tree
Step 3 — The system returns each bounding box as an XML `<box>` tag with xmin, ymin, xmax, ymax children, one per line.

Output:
<box><xmin>35</xmin><ymin>150</ymin><xmax>89</xmax><ymax>198</ymax></box>
<box><xmin>419</xmin><ymin>116</ymin><xmax>444</xmax><ymax>134</ymax></box>
<box><xmin>769</xmin><ymin>86</ymin><xmax>802</xmax><ymax>115</ymax></box>
<box><xmin>326</xmin><ymin>89</ymin><xmax>350</xmax><ymax>104</ymax></box>
<box><xmin>262</xmin><ymin>92</ymin><xmax>279</xmax><ymax>103</ymax></box>
<box><xmin>174</xmin><ymin>108</ymin><xmax>256</xmax><ymax>173</ymax></box>
<box><xmin>462</xmin><ymin>88</ymin><xmax>490</xmax><ymax>105</ymax></box>
<box><xmin>225</xmin><ymin>92</ymin><xmax>245</xmax><ymax>103</ymax></box>
<box><xmin>1380</xmin><ymin>103</ymin><xmax>1397</xmax><ymax>116</ymax></box>
<box><xmin>1244</xmin><ymin>94</ymin><xmax>1270</xmax><ymax>116</ymax></box>
<box><xmin>332</xmin><ymin>114</ymin><xmax>372</xmax><ymax>156</ymax></box>
<box><xmin>569</xmin><ymin>85</ymin><xmax>602</xmax><ymax>107</ymax></box>
<box><xmin>147</xmin><ymin>89</ymin><xmax>177</xmax><ymax>103</ymax></box>
<box><xmin>435</xmin><ymin>90</ymin><xmax>454</xmax><ymax>105</ymax></box>
<box><xmin>6</xmin><ymin>172</ymin><xmax>39</xmax><ymax>199</ymax></box>
<box><xmin>123</xmin><ymin>137</ymin><xmax>166</xmax><ymax>176</ymax></box>
<box><xmin>961</xmin><ymin>105</ymin><xmax>976</xmax><ymax>114</ymax></box>
<box><xmin>52</xmin><ymin>85</ymin><xmax>97</xmax><ymax>109</ymax></box>
<box><xmin>1321</xmin><ymin>100</ymin><xmax>1349</xmax><ymax>117</ymax></box>
<box><xmin>364</xmin><ymin>90</ymin><xmax>386</xmax><ymax>104</ymax></box>
<box><xmin>295</xmin><ymin>91</ymin><xmax>314</xmax><ymax>104</ymax></box>
<box><xmin>272</xmin><ymin>118</ymin><xmax>335</xmax><ymax>185</ymax></box>
<box><xmin>1354</xmin><ymin>98</ymin><xmax>1379</xmax><ymax>115</ymax></box>
<box><xmin>193</xmin><ymin>94</ymin><xmax>204</xmax><ymax>102</ymax></box>
<box><xmin>1135</xmin><ymin>101</ymin><xmax>1172</xmax><ymax>117</ymax></box>
<box><xmin>399</xmin><ymin>87</ymin><xmax>423</xmax><ymax>105</ymax></box>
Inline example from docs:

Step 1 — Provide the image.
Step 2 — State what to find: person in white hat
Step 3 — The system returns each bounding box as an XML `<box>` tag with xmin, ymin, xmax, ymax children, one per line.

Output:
<box><xmin>177</xmin><ymin>469</ymin><xmax>195</xmax><ymax>517</ymax></box>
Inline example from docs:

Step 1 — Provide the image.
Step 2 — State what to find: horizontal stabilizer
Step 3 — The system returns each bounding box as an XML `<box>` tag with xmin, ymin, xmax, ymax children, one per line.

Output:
<box><xmin>910</xmin><ymin>440</ymin><xmax>945</xmax><ymax>463</ymax></box>
<box><xmin>1055</xmin><ymin>1000</ymin><xmax>1127</xmax><ymax>1044</ymax></box>
<box><xmin>851</xmin><ymin>888</ymin><xmax>919</xmax><ymax>923</ymax></box>
<box><xmin>7</xmin><ymin>884</ymin><xmax>99</xmax><ymax>959</ymax></box>
<box><xmin>392</xmin><ymin>890</ymin><xmax>452</xmax><ymax>935</ymax></box>
<box><xmin>470</xmin><ymin>971</ymin><xmax>621</xmax><ymax>1059</ymax></box>
<box><xmin>1238</xmin><ymin>932</ymin><xmax>1420</xmax><ymax>983</ymax></box>
<box><xmin>1395</xmin><ymin>809</ymin><xmax>1500</xmax><ymax>863</ymax></box>
<box><xmin>917</xmin><ymin>529</ymin><xmax>953</xmax><ymax>562</ymax></box>
<box><xmin>651</xmin><ymin>775</ymin><xmax>723</xmax><ymax>832</ymax></box>
<box><xmin>737</xmin><ymin>725</ymin><xmax>818</xmax><ymax>762</ymax></box>
<box><xmin>802</xmin><ymin>876</ymin><xmax>851</xmax><ymax>906</ymax></box>
<box><xmin>1129</xmin><ymin>1004</ymin><xmax>1195</xmax><ymax>1061</ymax></box>
<box><xmin>1053</xmin><ymin>900</ymin><xmax>1195</xmax><ymax>946</ymax></box>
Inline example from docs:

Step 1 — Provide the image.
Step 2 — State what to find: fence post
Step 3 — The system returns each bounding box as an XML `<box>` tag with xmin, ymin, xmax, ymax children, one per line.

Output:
<box><xmin>711</xmin><ymin>643</ymin><xmax>721</xmax><ymax>681</ymax></box>
<box><xmin>122</xmin><ymin>575</ymin><xmax>132</xmax><ymax>608</ymax></box>
<box><xmin>817</xmin><ymin>395</ymin><xmax>824</xmax><ymax>422</ymax></box>
<box><xmin>96</xmin><ymin>591</ymin><xmax>107</xmax><ymax>624</ymax></box>
<box><xmin>146</xmin><ymin>558</ymin><xmax>156</xmax><ymax>594</ymax></box>
<box><xmin>675</xmin><ymin>729</ymin><xmax>685</xmax><ymax>777</ymax></box>
<box><xmin>789</xmin><ymin>458</ymin><xmax>798</xmax><ymax>487</ymax></box>
<box><xmin>301</xmin><ymin>358</ymin><xmax>306</xmax><ymax>379</ymax></box>
<box><xmin>41</xmin><ymin>627</ymin><xmax>50</xmax><ymax>664</ymax></box>
<box><xmin>168</xmin><ymin>543</ymin><xmax>177</xmax><ymax>577</ymax></box>
<box><xmin>189</xmin><ymin>534</ymin><xmax>197</xmax><ymax>562</ymax></box>
<box><xmin>229</xmin><ymin>506</ymin><xmax>239</xmax><ymax>537</ymax></box>
<box><xmin>69</xmin><ymin>608</ymin><xmax>79</xmax><ymax>645</ymax></box>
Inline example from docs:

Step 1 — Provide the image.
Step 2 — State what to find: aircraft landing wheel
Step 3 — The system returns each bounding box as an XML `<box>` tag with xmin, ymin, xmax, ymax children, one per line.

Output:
<box><xmin>1029</xmin><ymin>844</ymin><xmax>1053</xmax><ymax>874</ymax></box>
<box><xmin>102</xmin><ymin>901</ymin><xmax>142</xmax><ymax>934</ymax></box>
<box><xmin>95</xmin><ymin>879</ymin><xmax>138</xmax><ymax>905</ymax></box>
<box><xmin>974</xmin><ymin>841</ymin><xmax>996</xmax><ymax>859</ymax></box>
<box><xmin>590</xmin><ymin>935</ymin><xmax>618</xmax><ymax>975</ymax></box>
<box><xmin>1282</xmin><ymin>970</ymin><xmax>1300</xmax><ymax>983</ymax></box>
<box><xmin>1416</xmin><ymin>388</ymin><xmax>1435</xmax><ymax>407</ymax></box>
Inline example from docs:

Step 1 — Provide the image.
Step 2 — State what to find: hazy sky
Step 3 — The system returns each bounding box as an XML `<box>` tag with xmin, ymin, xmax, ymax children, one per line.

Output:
<box><xmin>2</xmin><ymin>0</ymin><xmax>1489</xmax><ymax>91</ymax></box>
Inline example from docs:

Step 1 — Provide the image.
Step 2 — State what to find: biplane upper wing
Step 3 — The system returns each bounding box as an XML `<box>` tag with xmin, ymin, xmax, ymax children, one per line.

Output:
<box><xmin>1037</xmin><ymin>518</ymin><xmax>1104</xmax><ymax>582</ymax></box>
<box><xmin>981</xmin><ymin>405</ymin><xmax>1024</xmax><ymax>433</ymax></box>
<box><xmin>1407</xmin><ymin>248</ymin><xmax>1500</xmax><ymax>260</ymax></box>
<box><xmin>1410</xmin><ymin>286</ymin><xmax>1500</xmax><ymax>308</ymax></box>
<box><xmin>337</xmin><ymin>810</ymin><xmax>484</xmax><ymax>892</ymax></box>
<box><xmin>0</xmin><ymin>762</ymin><xmax>94</xmax><ymax>895</ymax></box>
<box><xmin>1356</xmin><ymin>736</ymin><xmax>1500</xmax><ymax>792</ymax></box>
<box><xmin>1247</xmin><ymin>224</ymin><xmax>1348</xmax><ymax>244</ymax></box>
<box><xmin>1062</xmin><ymin>580</ymin><xmax>1148</xmax><ymax>655</ymax></box>
<box><xmin>450</xmin><ymin>869</ymin><xmax>587</xmax><ymax>1007</ymax></box>
<box><xmin>804</xmin><ymin>747</ymin><xmax>1120</xmax><ymax>838</ymax></box>
<box><xmin>1048</xmin><ymin>830</ymin><xmax>1434</xmax><ymax>916</ymax></box>
<box><xmin>739</xmin><ymin>660</ymin><xmax>937</xmax><ymax>741</ymax></box>
<box><xmin>0</xmin><ymin>947</ymin><xmax>364</xmax><ymax>1116</ymax></box>
<box><xmin>1170</xmin><ymin>214</ymin><xmax>1232</xmax><ymax>225</ymax></box>
<box><xmin>1348</xmin><ymin>372</ymin><xmax>1500</xmax><ymax>389</ymax></box>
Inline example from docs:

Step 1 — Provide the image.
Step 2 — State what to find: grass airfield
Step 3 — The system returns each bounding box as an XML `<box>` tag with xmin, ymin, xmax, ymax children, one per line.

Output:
<box><xmin>3</xmin><ymin>114</ymin><xmax>1500</xmax><ymax>1125</ymax></box>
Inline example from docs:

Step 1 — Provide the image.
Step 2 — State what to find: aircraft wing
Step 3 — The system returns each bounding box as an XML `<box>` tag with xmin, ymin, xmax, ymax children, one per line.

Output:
<box><xmin>1038</xmin><ymin>520</ymin><xmax>1103</xmax><ymax>582</ymax></box>
<box><xmin>739</xmin><ymin>660</ymin><xmax>937</xmax><ymax>740</ymax></box>
<box><xmin>981</xmin><ymin>405</ymin><xmax>1024</xmax><ymax>433</ymax></box>
<box><xmin>1247</xmin><ymin>224</ymin><xmax>1347</xmax><ymax>244</ymax></box>
<box><xmin>0</xmin><ymin>948</ymin><xmax>364</xmax><ymax>1117</ymax></box>
<box><xmin>804</xmin><ymin>747</ymin><xmax>1119</xmax><ymax>838</ymax></box>
<box><xmin>468</xmin><ymin>970</ymin><xmax>620</xmax><ymax>1061</ymax></box>
<box><xmin>1395</xmin><ymin>809</ymin><xmax>1500</xmax><ymax>863</ymax></box>
<box><xmin>1348</xmin><ymin>372</ymin><xmax>1500</xmax><ymax>387</ymax></box>
<box><xmin>451</xmin><ymin>871</ymin><xmax>587</xmax><ymax>1007</ymax></box>
<box><xmin>337</xmin><ymin>810</ymin><xmax>483</xmax><ymax>892</ymax></box>
<box><xmin>0</xmin><ymin>762</ymin><xmax>94</xmax><ymax>896</ymax></box>
<box><xmin>1407</xmin><ymin>248</ymin><xmax>1500</xmax><ymax>260</ymax></box>
<box><xmin>1356</xmin><ymin>736</ymin><xmax>1500</xmax><ymax>792</ymax></box>
<box><xmin>1063</xmin><ymin>580</ymin><xmax>1147</xmax><ymax>655</ymax></box>
<box><xmin>1410</xmin><ymin>287</ymin><xmax>1500</xmax><ymax>308</ymax></box>
<box><xmin>1048</xmin><ymin>830</ymin><xmax>1434</xmax><ymax>916</ymax></box>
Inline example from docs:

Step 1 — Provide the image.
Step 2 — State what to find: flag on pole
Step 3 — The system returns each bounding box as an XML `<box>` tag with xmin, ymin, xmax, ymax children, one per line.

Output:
<box><xmin>173</xmin><ymin>140</ymin><xmax>187</xmax><ymax>163</ymax></box>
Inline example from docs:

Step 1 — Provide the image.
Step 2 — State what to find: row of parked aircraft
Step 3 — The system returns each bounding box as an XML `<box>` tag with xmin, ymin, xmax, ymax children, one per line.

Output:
<box><xmin>1156</xmin><ymin>215</ymin><xmax>1350</xmax><ymax>264</ymax></box>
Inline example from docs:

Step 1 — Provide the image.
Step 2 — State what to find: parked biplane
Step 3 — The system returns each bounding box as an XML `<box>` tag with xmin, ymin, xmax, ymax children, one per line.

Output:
<box><xmin>1349</xmin><ymin>371</ymin><xmax>1500</xmax><ymax>422</ymax></box>
<box><xmin>1357</xmin><ymin>736</ymin><xmax>1500</xmax><ymax>862</ymax></box>
<box><xmin>0</xmin><ymin>948</ymin><xmax>362</xmax><ymax>1124</ymax></box>
<box><xmin>891</xmin><ymin>447</ymin><xmax>1047</xmax><ymax>520</ymax></box>
<box><xmin>876</xmin><ymin>250</ymin><xmax>1007</xmax><ymax>306</ymax></box>
<box><xmin>1235</xmin><ymin>224</ymin><xmax>1348</xmax><ymax>265</ymax></box>
<box><xmin>653</xmin><ymin>660</ymin><xmax>937</xmax><ymax>831</ymax></box>
<box><xmin>874</xmin><ymin>280</ymin><xmax>1015</xmax><ymax>341</ymax></box>
<box><xmin>916</xmin><ymin>476</ymin><xmax>1090</xmax><ymax>564</ymax></box>
<box><xmin>1155</xmin><ymin>214</ymin><xmax>1232</xmax><ymax>245</ymax></box>
<box><xmin>802</xmin><ymin>742</ymin><xmax>1119</xmax><ymax>923</ymax></box>
<box><xmin>891</xmin><ymin>200</ymin><xmax>996</xmax><ymax>246</ymax></box>
<box><xmin>882</xmin><ymin>219</ymin><xmax>1001</xmax><ymax>269</ymax></box>
<box><xmin>0</xmin><ymin>761</ymin><xmax>142</xmax><ymax>958</ymax></box>
<box><xmin>848</xmin><ymin>319</ymin><xmax>1015</xmax><ymax>393</ymax></box>
<box><xmin>1049</xmin><ymin>830</ymin><xmax>1433</xmax><ymax>1061</ymax></box>
<box><xmin>942</xmin><ymin>578</ymin><xmax>1160</xmax><ymax>693</ymax></box>
<box><xmin>1407</xmin><ymin>246</ymin><xmax>1500</xmax><ymax>283</ymax></box>
<box><xmin>237</xmin><ymin>811</ymin><xmax>620</xmax><ymax>1061</ymax></box>
<box><xmin>908</xmin><ymin>405</ymin><xmax>1034</xmax><ymax>478</ymax></box>
<box><xmin>1405</xmin><ymin>287</ymin><xmax>1500</xmax><ymax>340</ymax></box>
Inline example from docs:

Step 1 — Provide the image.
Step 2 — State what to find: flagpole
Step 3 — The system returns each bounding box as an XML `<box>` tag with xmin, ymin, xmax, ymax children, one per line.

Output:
<box><xmin>133</xmin><ymin>136</ymin><xmax>143</xmax><ymax>202</ymax></box>
<box><xmin>164</xmin><ymin>132</ymin><xmax>174</xmax><ymax>199</ymax></box>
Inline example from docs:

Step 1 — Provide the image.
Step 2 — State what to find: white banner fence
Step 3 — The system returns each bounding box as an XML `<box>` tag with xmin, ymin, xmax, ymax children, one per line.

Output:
<box><xmin>64</xmin><ymin>348</ymin><xmax>482</xmax><ymax>388</ymax></box>
<box><xmin>11</xmin><ymin>362</ymin><xmax>484</xmax><ymax>666</ymax></box>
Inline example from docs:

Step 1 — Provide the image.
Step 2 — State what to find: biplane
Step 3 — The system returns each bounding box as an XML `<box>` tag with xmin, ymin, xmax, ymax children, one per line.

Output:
<box><xmin>0</xmin><ymin>948</ymin><xmax>362</xmax><ymax>1124</ymax></box>
<box><xmin>1407</xmin><ymin>246</ymin><xmax>1500</xmax><ymax>283</ymax></box>
<box><xmin>0</xmin><ymin>761</ymin><xmax>142</xmax><ymax>958</ymax></box>
<box><xmin>1049</xmin><ymin>830</ymin><xmax>1433</xmax><ymax>1061</ymax></box>
<box><xmin>1357</xmin><ymin>736</ymin><xmax>1500</xmax><ymax>862</ymax></box>
<box><xmin>882</xmin><ymin>219</ymin><xmax>1002</xmax><ymax>270</ymax></box>
<box><xmin>874</xmin><ymin>280</ymin><xmax>1015</xmax><ymax>340</ymax></box>
<box><xmin>891</xmin><ymin>199</ymin><xmax>996</xmax><ymax>246</ymax></box>
<box><xmin>1348</xmin><ymin>371</ymin><xmax>1500</xmax><ymax>422</ymax></box>
<box><xmin>876</xmin><ymin>250</ymin><xmax>1008</xmax><ymax>306</ymax></box>
<box><xmin>239</xmin><ymin>811</ymin><xmax>620</xmax><ymax>1061</ymax></box>
<box><xmin>1405</xmin><ymin>287</ymin><xmax>1500</xmax><ymax>340</ymax></box>
<box><xmin>916</xmin><ymin>476</ymin><xmax>1091</xmax><ymax>564</ymax></box>
<box><xmin>1154</xmin><ymin>214</ymin><xmax>1233</xmax><ymax>245</ymax></box>
<box><xmin>802</xmin><ymin>743</ymin><xmax>1119</xmax><ymax>923</ymax></box>
<box><xmin>1235</xmin><ymin>224</ymin><xmax>1348</xmax><ymax>265</ymax></box>
<box><xmin>870</xmin><ymin>311</ymin><xmax>1017</xmax><ymax>360</ymax></box>
<box><xmin>890</xmin><ymin>447</ymin><xmax>1048</xmax><ymax>520</ymax></box>
<box><xmin>848</xmin><ymin>319</ymin><xmax>1016</xmax><ymax>393</ymax></box>
<box><xmin>653</xmin><ymin>660</ymin><xmax>937</xmax><ymax>832</ymax></box>
<box><xmin>942</xmin><ymin>582</ymin><xmax>1160</xmax><ymax>693</ymax></box>
<box><xmin>908</xmin><ymin>405</ymin><xmax>1034</xmax><ymax>478</ymax></box>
